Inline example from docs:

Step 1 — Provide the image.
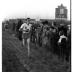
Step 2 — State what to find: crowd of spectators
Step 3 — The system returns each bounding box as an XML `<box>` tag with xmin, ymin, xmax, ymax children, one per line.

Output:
<box><xmin>3</xmin><ymin>19</ymin><xmax>71</xmax><ymax>62</ymax></box>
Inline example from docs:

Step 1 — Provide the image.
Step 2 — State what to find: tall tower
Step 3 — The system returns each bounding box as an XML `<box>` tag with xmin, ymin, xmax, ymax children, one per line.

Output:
<box><xmin>55</xmin><ymin>4</ymin><xmax>67</xmax><ymax>20</ymax></box>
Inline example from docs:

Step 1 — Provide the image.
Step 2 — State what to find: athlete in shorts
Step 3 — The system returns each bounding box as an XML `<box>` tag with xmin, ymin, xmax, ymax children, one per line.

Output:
<box><xmin>19</xmin><ymin>18</ymin><xmax>32</xmax><ymax>56</ymax></box>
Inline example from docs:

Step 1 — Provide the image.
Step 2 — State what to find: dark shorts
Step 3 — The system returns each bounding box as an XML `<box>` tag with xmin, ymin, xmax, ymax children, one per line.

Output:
<box><xmin>22</xmin><ymin>32</ymin><xmax>31</xmax><ymax>39</ymax></box>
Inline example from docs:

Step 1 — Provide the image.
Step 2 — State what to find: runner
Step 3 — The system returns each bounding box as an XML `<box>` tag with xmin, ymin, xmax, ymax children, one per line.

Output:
<box><xmin>19</xmin><ymin>18</ymin><xmax>32</xmax><ymax>56</ymax></box>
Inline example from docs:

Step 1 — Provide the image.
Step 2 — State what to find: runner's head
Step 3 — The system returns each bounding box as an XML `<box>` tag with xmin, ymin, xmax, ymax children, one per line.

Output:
<box><xmin>26</xmin><ymin>18</ymin><xmax>30</xmax><ymax>24</ymax></box>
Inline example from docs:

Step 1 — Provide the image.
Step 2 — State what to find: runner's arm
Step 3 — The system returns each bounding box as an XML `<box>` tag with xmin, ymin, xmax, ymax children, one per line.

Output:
<box><xmin>19</xmin><ymin>24</ymin><xmax>24</xmax><ymax>31</ymax></box>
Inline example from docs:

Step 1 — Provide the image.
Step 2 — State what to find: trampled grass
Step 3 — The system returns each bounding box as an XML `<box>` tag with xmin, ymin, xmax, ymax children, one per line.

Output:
<box><xmin>2</xmin><ymin>31</ymin><xmax>71</xmax><ymax>72</ymax></box>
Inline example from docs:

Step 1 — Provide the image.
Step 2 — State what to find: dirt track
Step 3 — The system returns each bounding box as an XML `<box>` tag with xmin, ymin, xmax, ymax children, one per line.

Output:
<box><xmin>2</xmin><ymin>31</ymin><xmax>70</xmax><ymax>72</ymax></box>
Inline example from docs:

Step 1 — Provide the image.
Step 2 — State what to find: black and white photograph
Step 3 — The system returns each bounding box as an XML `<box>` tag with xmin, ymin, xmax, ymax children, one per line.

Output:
<box><xmin>2</xmin><ymin>0</ymin><xmax>71</xmax><ymax>72</ymax></box>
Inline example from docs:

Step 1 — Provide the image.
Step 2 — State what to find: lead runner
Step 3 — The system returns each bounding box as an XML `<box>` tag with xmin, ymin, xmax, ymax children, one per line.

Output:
<box><xmin>19</xmin><ymin>18</ymin><xmax>32</xmax><ymax>56</ymax></box>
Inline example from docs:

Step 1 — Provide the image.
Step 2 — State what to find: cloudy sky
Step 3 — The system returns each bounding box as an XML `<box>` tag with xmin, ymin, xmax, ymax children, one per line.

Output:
<box><xmin>0</xmin><ymin>0</ymin><xmax>70</xmax><ymax>21</ymax></box>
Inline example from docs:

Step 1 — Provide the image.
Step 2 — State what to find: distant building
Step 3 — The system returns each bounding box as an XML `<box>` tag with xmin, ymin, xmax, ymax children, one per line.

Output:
<box><xmin>55</xmin><ymin>4</ymin><xmax>67</xmax><ymax>20</ymax></box>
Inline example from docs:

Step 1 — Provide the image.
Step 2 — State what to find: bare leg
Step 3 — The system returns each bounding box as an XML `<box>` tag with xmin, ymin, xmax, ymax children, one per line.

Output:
<box><xmin>22</xmin><ymin>38</ymin><xmax>25</xmax><ymax>46</ymax></box>
<box><xmin>27</xmin><ymin>38</ymin><xmax>30</xmax><ymax>56</ymax></box>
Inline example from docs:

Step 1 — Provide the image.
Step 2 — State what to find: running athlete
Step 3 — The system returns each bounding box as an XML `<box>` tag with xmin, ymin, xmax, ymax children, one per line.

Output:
<box><xmin>19</xmin><ymin>18</ymin><xmax>32</xmax><ymax>56</ymax></box>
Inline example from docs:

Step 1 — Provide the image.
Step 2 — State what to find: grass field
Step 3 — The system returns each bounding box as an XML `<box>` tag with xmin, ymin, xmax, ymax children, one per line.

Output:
<box><xmin>2</xmin><ymin>30</ymin><xmax>71</xmax><ymax>72</ymax></box>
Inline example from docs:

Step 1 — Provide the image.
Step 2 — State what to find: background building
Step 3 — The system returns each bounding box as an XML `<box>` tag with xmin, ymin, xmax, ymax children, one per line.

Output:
<box><xmin>55</xmin><ymin>4</ymin><xmax>67</xmax><ymax>20</ymax></box>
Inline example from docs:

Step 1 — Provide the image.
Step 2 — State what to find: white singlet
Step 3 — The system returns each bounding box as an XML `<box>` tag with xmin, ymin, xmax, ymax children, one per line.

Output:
<box><xmin>20</xmin><ymin>23</ymin><xmax>32</xmax><ymax>33</ymax></box>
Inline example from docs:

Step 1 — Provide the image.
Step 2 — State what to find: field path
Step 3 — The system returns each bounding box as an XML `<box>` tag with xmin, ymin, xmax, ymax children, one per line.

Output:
<box><xmin>2</xmin><ymin>31</ymin><xmax>70</xmax><ymax>72</ymax></box>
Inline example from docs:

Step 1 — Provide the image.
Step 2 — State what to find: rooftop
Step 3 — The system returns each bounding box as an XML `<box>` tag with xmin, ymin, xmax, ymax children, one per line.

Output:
<box><xmin>58</xmin><ymin>4</ymin><xmax>66</xmax><ymax>9</ymax></box>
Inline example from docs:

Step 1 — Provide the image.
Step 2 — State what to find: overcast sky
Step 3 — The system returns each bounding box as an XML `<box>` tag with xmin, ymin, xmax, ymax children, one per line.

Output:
<box><xmin>0</xmin><ymin>0</ymin><xmax>70</xmax><ymax>21</ymax></box>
